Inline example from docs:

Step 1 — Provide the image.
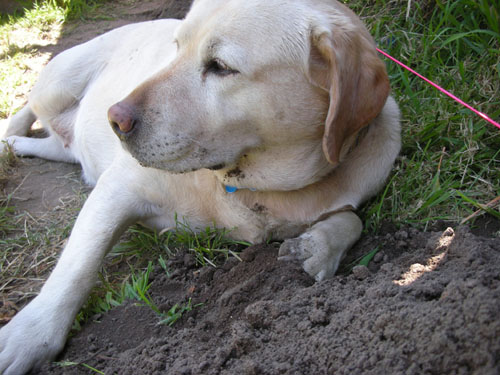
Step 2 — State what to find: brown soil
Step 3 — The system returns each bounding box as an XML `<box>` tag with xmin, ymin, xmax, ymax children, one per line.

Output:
<box><xmin>1</xmin><ymin>1</ymin><xmax>499</xmax><ymax>374</ymax></box>
<box><xmin>37</xmin><ymin>226</ymin><xmax>500</xmax><ymax>375</ymax></box>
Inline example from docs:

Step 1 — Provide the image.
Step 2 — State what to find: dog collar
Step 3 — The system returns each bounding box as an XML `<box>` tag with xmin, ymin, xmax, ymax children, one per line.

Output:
<box><xmin>224</xmin><ymin>185</ymin><xmax>257</xmax><ymax>193</ymax></box>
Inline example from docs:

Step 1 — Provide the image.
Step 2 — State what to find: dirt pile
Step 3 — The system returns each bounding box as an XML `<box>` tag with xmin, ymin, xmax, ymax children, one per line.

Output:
<box><xmin>39</xmin><ymin>225</ymin><xmax>500</xmax><ymax>374</ymax></box>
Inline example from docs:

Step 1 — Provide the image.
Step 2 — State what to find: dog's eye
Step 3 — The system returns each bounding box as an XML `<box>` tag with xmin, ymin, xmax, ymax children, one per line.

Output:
<box><xmin>204</xmin><ymin>58</ymin><xmax>239</xmax><ymax>77</ymax></box>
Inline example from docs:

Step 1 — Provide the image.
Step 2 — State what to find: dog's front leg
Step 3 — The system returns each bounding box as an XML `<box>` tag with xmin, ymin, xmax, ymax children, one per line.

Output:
<box><xmin>279</xmin><ymin>211</ymin><xmax>363</xmax><ymax>281</ymax></box>
<box><xmin>0</xmin><ymin>166</ymin><xmax>141</xmax><ymax>375</ymax></box>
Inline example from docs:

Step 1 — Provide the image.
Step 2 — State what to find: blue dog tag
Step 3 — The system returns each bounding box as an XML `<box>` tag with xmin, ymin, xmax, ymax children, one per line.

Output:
<box><xmin>225</xmin><ymin>185</ymin><xmax>238</xmax><ymax>193</ymax></box>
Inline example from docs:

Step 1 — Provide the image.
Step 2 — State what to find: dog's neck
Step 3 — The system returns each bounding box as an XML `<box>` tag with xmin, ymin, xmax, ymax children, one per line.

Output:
<box><xmin>219</xmin><ymin>126</ymin><xmax>366</xmax><ymax>192</ymax></box>
<box><xmin>218</xmin><ymin>128</ymin><xmax>369</xmax><ymax>223</ymax></box>
<box><xmin>214</xmin><ymin>125</ymin><xmax>366</xmax><ymax>194</ymax></box>
<box><xmin>214</xmin><ymin>144</ymin><xmax>333</xmax><ymax>192</ymax></box>
<box><xmin>224</xmin><ymin>169</ymin><xmax>346</xmax><ymax>225</ymax></box>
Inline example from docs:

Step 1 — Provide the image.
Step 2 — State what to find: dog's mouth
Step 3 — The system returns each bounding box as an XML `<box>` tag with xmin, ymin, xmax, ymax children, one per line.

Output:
<box><xmin>138</xmin><ymin>160</ymin><xmax>226</xmax><ymax>173</ymax></box>
<box><xmin>124</xmin><ymin>141</ymin><xmax>234</xmax><ymax>174</ymax></box>
<box><xmin>118</xmin><ymin>132</ymin><xmax>198</xmax><ymax>170</ymax></box>
<box><xmin>118</xmin><ymin>123</ymin><xmax>261</xmax><ymax>175</ymax></box>
<box><xmin>206</xmin><ymin>163</ymin><xmax>226</xmax><ymax>170</ymax></box>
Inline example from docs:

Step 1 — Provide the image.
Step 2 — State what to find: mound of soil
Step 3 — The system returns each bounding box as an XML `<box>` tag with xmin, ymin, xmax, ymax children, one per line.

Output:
<box><xmin>39</xmin><ymin>225</ymin><xmax>500</xmax><ymax>375</ymax></box>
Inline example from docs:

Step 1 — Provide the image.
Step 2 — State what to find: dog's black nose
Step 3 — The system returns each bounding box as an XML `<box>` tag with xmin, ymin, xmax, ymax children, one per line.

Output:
<box><xmin>108</xmin><ymin>101</ymin><xmax>137</xmax><ymax>136</ymax></box>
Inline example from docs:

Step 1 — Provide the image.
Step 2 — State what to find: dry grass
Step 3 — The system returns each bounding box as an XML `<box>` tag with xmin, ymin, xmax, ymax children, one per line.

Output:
<box><xmin>0</xmin><ymin>3</ymin><xmax>77</xmax><ymax>320</ymax></box>
<box><xmin>0</xmin><ymin>163</ymin><xmax>87</xmax><ymax>321</ymax></box>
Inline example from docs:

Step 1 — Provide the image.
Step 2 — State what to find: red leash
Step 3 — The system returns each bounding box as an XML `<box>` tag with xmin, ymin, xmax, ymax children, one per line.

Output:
<box><xmin>377</xmin><ymin>48</ymin><xmax>500</xmax><ymax>130</ymax></box>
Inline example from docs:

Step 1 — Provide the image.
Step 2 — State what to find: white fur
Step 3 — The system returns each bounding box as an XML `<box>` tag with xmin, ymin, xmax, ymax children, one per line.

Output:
<box><xmin>0</xmin><ymin>0</ymin><xmax>401</xmax><ymax>373</ymax></box>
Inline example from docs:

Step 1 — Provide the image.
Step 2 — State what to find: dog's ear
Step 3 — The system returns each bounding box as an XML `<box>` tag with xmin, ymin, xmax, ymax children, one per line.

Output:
<box><xmin>309</xmin><ymin>22</ymin><xmax>390</xmax><ymax>165</ymax></box>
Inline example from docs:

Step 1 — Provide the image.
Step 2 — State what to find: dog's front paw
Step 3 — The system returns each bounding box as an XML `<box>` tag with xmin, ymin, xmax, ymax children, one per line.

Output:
<box><xmin>0</xmin><ymin>298</ymin><xmax>67</xmax><ymax>375</ymax></box>
<box><xmin>278</xmin><ymin>233</ymin><xmax>315</xmax><ymax>261</ymax></box>
<box><xmin>278</xmin><ymin>232</ymin><xmax>343</xmax><ymax>281</ymax></box>
<box><xmin>4</xmin><ymin>136</ymin><xmax>24</xmax><ymax>156</ymax></box>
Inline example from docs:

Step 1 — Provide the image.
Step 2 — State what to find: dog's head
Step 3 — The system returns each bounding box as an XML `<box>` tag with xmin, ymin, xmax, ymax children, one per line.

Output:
<box><xmin>108</xmin><ymin>0</ymin><xmax>389</xmax><ymax>191</ymax></box>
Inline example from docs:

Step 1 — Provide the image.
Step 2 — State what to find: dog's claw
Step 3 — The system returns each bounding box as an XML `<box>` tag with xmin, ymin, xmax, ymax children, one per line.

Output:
<box><xmin>278</xmin><ymin>232</ymin><xmax>344</xmax><ymax>281</ymax></box>
<box><xmin>278</xmin><ymin>236</ymin><xmax>313</xmax><ymax>261</ymax></box>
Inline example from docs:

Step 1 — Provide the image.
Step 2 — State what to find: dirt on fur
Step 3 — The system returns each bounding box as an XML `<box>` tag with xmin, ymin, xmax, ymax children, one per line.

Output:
<box><xmin>1</xmin><ymin>1</ymin><xmax>499</xmax><ymax>374</ymax></box>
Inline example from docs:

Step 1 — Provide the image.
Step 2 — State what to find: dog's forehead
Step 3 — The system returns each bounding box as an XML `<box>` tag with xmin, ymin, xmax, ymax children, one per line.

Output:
<box><xmin>177</xmin><ymin>0</ymin><xmax>310</xmax><ymax>65</ymax></box>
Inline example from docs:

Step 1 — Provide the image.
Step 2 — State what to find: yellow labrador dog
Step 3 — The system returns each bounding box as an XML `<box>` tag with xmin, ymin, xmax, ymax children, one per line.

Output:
<box><xmin>0</xmin><ymin>0</ymin><xmax>400</xmax><ymax>372</ymax></box>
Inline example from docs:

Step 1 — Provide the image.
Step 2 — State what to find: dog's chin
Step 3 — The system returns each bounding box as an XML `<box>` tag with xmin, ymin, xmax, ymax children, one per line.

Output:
<box><xmin>132</xmin><ymin>153</ymin><xmax>228</xmax><ymax>174</ymax></box>
<box><xmin>205</xmin><ymin>163</ymin><xmax>226</xmax><ymax>171</ymax></box>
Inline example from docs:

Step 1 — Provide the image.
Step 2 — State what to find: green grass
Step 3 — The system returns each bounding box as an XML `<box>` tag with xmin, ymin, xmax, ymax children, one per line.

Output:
<box><xmin>171</xmin><ymin>216</ymin><xmax>250</xmax><ymax>267</ymax></box>
<box><xmin>73</xmin><ymin>219</ymin><xmax>245</xmax><ymax>330</ymax></box>
<box><xmin>0</xmin><ymin>0</ymin><xmax>107</xmax><ymax>117</ymax></box>
<box><xmin>0</xmin><ymin>2</ymin><xmax>64</xmax><ymax>117</ymax></box>
<box><xmin>347</xmin><ymin>0</ymin><xmax>500</xmax><ymax>230</ymax></box>
<box><xmin>339</xmin><ymin>246</ymin><xmax>381</xmax><ymax>274</ymax></box>
<box><xmin>109</xmin><ymin>216</ymin><xmax>249</xmax><ymax>267</ymax></box>
<box><xmin>158</xmin><ymin>298</ymin><xmax>201</xmax><ymax>326</ymax></box>
<box><xmin>73</xmin><ymin>254</ymin><xmax>202</xmax><ymax>331</ymax></box>
<box><xmin>1</xmin><ymin>0</ymin><xmax>105</xmax><ymax>24</ymax></box>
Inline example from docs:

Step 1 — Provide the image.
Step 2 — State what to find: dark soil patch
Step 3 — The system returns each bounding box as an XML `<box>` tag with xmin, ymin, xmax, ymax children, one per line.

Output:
<box><xmin>37</xmin><ymin>226</ymin><xmax>500</xmax><ymax>375</ymax></box>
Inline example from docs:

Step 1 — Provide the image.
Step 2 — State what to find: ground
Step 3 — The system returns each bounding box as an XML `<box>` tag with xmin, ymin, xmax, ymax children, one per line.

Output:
<box><xmin>0</xmin><ymin>1</ymin><xmax>499</xmax><ymax>374</ymax></box>
<box><xmin>40</xmin><ymin>226</ymin><xmax>500</xmax><ymax>375</ymax></box>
